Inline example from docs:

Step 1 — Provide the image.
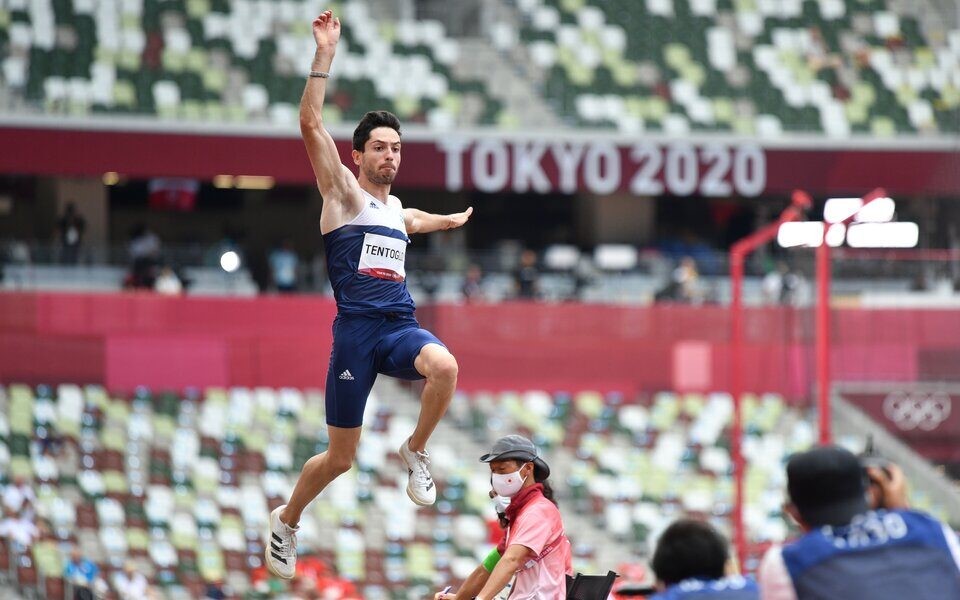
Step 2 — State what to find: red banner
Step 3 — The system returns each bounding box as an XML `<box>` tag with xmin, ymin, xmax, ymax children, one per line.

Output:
<box><xmin>3</xmin><ymin>125</ymin><xmax>959</xmax><ymax>196</ymax></box>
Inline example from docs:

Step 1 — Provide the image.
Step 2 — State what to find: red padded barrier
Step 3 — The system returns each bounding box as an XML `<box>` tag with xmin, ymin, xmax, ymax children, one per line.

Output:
<box><xmin>0</xmin><ymin>292</ymin><xmax>958</xmax><ymax>397</ymax></box>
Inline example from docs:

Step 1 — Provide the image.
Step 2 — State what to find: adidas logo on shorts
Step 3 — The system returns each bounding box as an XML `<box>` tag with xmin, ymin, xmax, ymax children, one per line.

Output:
<box><xmin>339</xmin><ymin>369</ymin><xmax>355</xmax><ymax>381</ymax></box>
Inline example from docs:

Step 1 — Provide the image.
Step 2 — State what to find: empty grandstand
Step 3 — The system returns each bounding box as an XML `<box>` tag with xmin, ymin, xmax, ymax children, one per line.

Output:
<box><xmin>1</xmin><ymin>0</ymin><xmax>959</xmax><ymax>599</ymax></box>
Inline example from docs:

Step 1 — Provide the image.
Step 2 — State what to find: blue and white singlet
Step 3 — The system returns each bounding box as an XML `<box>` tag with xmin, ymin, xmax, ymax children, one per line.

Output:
<box><xmin>322</xmin><ymin>191</ymin><xmax>415</xmax><ymax>315</ymax></box>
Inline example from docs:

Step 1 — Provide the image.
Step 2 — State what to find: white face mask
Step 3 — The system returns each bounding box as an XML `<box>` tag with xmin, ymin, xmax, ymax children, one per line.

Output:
<box><xmin>491</xmin><ymin>467</ymin><xmax>528</xmax><ymax>498</ymax></box>
<box><xmin>492</xmin><ymin>494</ymin><xmax>511</xmax><ymax>515</ymax></box>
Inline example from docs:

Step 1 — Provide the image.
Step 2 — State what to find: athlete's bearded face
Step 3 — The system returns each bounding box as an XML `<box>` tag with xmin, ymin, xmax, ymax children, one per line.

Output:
<box><xmin>356</xmin><ymin>127</ymin><xmax>401</xmax><ymax>185</ymax></box>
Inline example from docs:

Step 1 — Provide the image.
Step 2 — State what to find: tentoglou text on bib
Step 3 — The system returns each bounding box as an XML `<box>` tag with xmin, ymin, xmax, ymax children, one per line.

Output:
<box><xmin>358</xmin><ymin>232</ymin><xmax>406</xmax><ymax>282</ymax></box>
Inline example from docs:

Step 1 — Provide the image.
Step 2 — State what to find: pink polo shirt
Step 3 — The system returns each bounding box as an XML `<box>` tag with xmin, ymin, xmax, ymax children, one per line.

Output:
<box><xmin>504</xmin><ymin>495</ymin><xmax>573</xmax><ymax>599</ymax></box>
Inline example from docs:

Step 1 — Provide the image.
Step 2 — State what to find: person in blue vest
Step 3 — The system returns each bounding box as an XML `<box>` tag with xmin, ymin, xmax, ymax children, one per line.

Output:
<box><xmin>649</xmin><ymin>518</ymin><xmax>759</xmax><ymax>599</ymax></box>
<box><xmin>758</xmin><ymin>445</ymin><xmax>960</xmax><ymax>600</ymax></box>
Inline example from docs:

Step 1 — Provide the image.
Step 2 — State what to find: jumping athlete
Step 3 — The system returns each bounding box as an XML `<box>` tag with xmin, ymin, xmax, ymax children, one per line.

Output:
<box><xmin>266</xmin><ymin>10</ymin><xmax>472</xmax><ymax>580</ymax></box>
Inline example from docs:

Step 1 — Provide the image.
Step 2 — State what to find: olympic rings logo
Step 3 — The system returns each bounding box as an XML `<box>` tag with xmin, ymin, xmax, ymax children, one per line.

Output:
<box><xmin>882</xmin><ymin>391</ymin><xmax>952</xmax><ymax>431</ymax></box>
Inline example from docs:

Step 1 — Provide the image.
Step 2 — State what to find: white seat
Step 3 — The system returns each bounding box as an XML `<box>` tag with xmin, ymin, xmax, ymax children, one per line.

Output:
<box><xmin>2</xmin><ymin>57</ymin><xmax>27</xmax><ymax>88</ymax></box>
<box><xmin>819</xmin><ymin>101</ymin><xmax>850</xmax><ymax>138</ymax></box>
<box><xmin>43</xmin><ymin>76</ymin><xmax>68</xmax><ymax>103</ymax></box>
<box><xmin>163</xmin><ymin>27</ymin><xmax>191</xmax><ymax>53</ymax></box>
<box><xmin>578</xmin><ymin>6</ymin><xmax>605</xmax><ymax>30</ymax></box>
<box><xmin>427</xmin><ymin>107</ymin><xmax>455</xmax><ymax>130</ymax></box>
<box><xmin>687</xmin><ymin>97</ymin><xmax>715</xmax><ymax>124</ymax></box>
<box><xmin>908</xmin><ymin>100</ymin><xmax>934</xmax><ymax>129</ymax></box>
<box><xmin>707</xmin><ymin>27</ymin><xmax>736</xmax><ymax>72</ymax></box>
<box><xmin>528</xmin><ymin>41</ymin><xmax>557</xmax><ymax>69</ymax></box>
<box><xmin>691</xmin><ymin>0</ymin><xmax>718</xmax><ymax>16</ymax></box>
<box><xmin>241</xmin><ymin>84</ymin><xmax>268</xmax><ymax>114</ymax></box>
<box><xmin>532</xmin><ymin>5</ymin><xmax>560</xmax><ymax>30</ymax></box>
<box><xmin>171</xmin><ymin>428</ymin><xmax>199</xmax><ymax>470</ymax></box>
<box><xmin>96</xmin><ymin>497</ymin><xmax>125</xmax><ymax>527</ymax></box>
<box><xmin>755</xmin><ymin>114</ymin><xmax>783</xmax><ymax>138</ymax></box>
<box><xmin>432</xmin><ymin>39</ymin><xmax>459</xmax><ymax>65</ymax></box>
<box><xmin>662</xmin><ymin>113</ymin><xmax>691</xmax><ymax>135</ymax></box>
<box><xmin>556</xmin><ymin>25</ymin><xmax>581</xmax><ymax>49</ymax></box>
<box><xmin>575</xmin><ymin>94</ymin><xmax>604</xmax><ymax>122</ymax></box>
<box><xmin>647</xmin><ymin>0</ymin><xmax>674</xmax><ymax>17</ymax></box>
<box><xmin>873</xmin><ymin>11</ymin><xmax>900</xmax><ymax>38</ymax></box>
<box><xmin>543</xmin><ymin>245</ymin><xmax>580</xmax><ymax>270</ymax></box>
<box><xmin>149</xmin><ymin>539</ymin><xmax>178</xmax><ymax>568</ymax></box>
<box><xmin>194</xmin><ymin>497</ymin><xmax>221</xmax><ymax>526</ymax></box>
<box><xmin>737</xmin><ymin>12</ymin><xmax>764</xmax><ymax>38</ymax></box>
<box><xmin>68</xmin><ymin>78</ymin><xmax>91</xmax><ymax>106</ymax></box>
<box><xmin>120</xmin><ymin>0</ymin><xmax>143</xmax><ymax>16</ymax></box>
<box><xmin>265</xmin><ymin>442</ymin><xmax>293</xmax><ymax>471</ymax></box>
<box><xmin>152</xmin><ymin>80</ymin><xmax>181</xmax><ymax>109</ymax></box>
<box><xmin>600</xmin><ymin>25</ymin><xmax>627</xmax><ymax>53</ymax></box>
<box><xmin>121</xmin><ymin>28</ymin><xmax>145</xmax><ymax>53</ymax></box>
<box><xmin>78</xmin><ymin>470</ymin><xmax>106</xmax><ymax>497</ymax></box>
<box><xmin>100</xmin><ymin>525</ymin><xmax>128</xmax><ymax>556</ymax></box>
<box><xmin>594</xmin><ymin>244</ymin><xmax>638</xmax><ymax>271</ymax></box>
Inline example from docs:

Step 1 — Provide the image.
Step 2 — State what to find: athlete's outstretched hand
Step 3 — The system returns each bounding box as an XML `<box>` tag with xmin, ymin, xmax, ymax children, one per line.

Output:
<box><xmin>445</xmin><ymin>206</ymin><xmax>473</xmax><ymax>230</ymax></box>
<box><xmin>312</xmin><ymin>10</ymin><xmax>341</xmax><ymax>55</ymax></box>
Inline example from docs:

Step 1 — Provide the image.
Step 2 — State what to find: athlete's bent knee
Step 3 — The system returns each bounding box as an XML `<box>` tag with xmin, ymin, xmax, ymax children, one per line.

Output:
<box><xmin>326</xmin><ymin>453</ymin><xmax>355</xmax><ymax>476</ymax></box>
<box><xmin>430</xmin><ymin>353</ymin><xmax>458</xmax><ymax>384</ymax></box>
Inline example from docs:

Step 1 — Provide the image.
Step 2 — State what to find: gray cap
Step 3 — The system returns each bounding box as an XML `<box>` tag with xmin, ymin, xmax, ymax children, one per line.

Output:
<box><xmin>480</xmin><ymin>435</ymin><xmax>550</xmax><ymax>480</ymax></box>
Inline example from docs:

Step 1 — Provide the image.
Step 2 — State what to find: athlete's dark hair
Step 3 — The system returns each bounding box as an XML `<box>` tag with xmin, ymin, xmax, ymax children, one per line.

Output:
<box><xmin>352</xmin><ymin>110</ymin><xmax>401</xmax><ymax>152</ymax></box>
<box><xmin>651</xmin><ymin>518</ymin><xmax>729</xmax><ymax>585</ymax></box>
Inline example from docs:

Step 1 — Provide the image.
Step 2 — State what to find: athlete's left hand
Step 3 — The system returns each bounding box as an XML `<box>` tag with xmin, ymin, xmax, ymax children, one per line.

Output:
<box><xmin>445</xmin><ymin>206</ymin><xmax>473</xmax><ymax>229</ymax></box>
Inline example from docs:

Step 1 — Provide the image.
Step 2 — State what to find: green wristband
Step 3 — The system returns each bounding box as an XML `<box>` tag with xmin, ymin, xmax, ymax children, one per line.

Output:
<box><xmin>481</xmin><ymin>548</ymin><xmax>502</xmax><ymax>572</ymax></box>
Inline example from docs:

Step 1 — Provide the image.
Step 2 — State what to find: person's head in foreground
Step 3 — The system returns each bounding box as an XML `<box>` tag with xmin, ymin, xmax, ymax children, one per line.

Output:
<box><xmin>651</xmin><ymin>519</ymin><xmax>759</xmax><ymax>599</ymax></box>
<box><xmin>479</xmin><ymin>434</ymin><xmax>554</xmax><ymax>507</ymax></box>
<box><xmin>351</xmin><ymin>110</ymin><xmax>402</xmax><ymax>186</ymax></box>
<box><xmin>652</xmin><ymin>519</ymin><xmax>730</xmax><ymax>587</ymax></box>
<box><xmin>785</xmin><ymin>444</ymin><xmax>878</xmax><ymax>529</ymax></box>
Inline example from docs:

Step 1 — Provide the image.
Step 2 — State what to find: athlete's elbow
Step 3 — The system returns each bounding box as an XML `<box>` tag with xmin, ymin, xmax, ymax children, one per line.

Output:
<box><xmin>299</xmin><ymin>107</ymin><xmax>327</xmax><ymax>137</ymax></box>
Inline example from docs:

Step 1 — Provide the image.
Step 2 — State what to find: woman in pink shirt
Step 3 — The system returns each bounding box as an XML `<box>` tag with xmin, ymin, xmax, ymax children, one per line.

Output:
<box><xmin>436</xmin><ymin>435</ymin><xmax>573</xmax><ymax>600</ymax></box>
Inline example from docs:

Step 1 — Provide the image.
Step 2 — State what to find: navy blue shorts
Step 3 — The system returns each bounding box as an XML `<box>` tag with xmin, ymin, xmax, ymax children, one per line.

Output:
<box><xmin>325</xmin><ymin>312</ymin><xmax>445</xmax><ymax>428</ymax></box>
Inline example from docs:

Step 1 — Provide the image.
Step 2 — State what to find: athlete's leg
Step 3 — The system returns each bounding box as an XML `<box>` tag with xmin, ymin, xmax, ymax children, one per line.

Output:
<box><xmin>282</xmin><ymin>314</ymin><xmax>379</xmax><ymax>526</ymax></box>
<box><xmin>408</xmin><ymin>343</ymin><xmax>458</xmax><ymax>452</ymax></box>
<box><xmin>280</xmin><ymin>424</ymin><xmax>362</xmax><ymax>527</ymax></box>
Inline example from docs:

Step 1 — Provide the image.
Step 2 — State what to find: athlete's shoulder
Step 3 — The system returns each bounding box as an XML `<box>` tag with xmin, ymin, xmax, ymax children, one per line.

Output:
<box><xmin>387</xmin><ymin>195</ymin><xmax>404</xmax><ymax>210</ymax></box>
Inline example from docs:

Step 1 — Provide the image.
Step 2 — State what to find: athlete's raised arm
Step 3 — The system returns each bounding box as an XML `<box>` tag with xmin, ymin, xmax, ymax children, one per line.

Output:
<box><xmin>300</xmin><ymin>11</ymin><xmax>359</xmax><ymax>206</ymax></box>
<box><xmin>403</xmin><ymin>206</ymin><xmax>474</xmax><ymax>234</ymax></box>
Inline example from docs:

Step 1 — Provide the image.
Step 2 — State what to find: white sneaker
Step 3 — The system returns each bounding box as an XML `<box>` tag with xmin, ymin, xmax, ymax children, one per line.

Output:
<box><xmin>398</xmin><ymin>440</ymin><xmax>437</xmax><ymax>506</ymax></box>
<box><xmin>265</xmin><ymin>505</ymin><xmax>298</xmax><ymax>579</ymax></box>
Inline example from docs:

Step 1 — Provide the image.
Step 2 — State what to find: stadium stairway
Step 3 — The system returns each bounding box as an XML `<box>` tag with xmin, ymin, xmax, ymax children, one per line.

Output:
<box><xmin>453</xmin><ymin>37</ymin><xmax>563</xmax><ymax>130</ymax></box>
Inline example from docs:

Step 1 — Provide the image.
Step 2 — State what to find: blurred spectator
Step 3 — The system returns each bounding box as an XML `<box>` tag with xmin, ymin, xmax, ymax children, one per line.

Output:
<box><xmin>127</xmin><ymin>224</ymin><xmax>162</xmax><ymax>289</ymax></box>
<box><xmin>514</xmin><ymin>249</ymin><xmax>540</xmax><ymax>299</ymax></box>
<box><xmin>112</xmin><ymin>560</ymin><xmax>150</xmax><ymax>600</ymax></box>
<box><xmin>2</xmin><ymin>474</ymin><xmax>36</xmax><ymax>515</ymax></box>
<box><xmin>154</xmin><ymin>266</ymin><xmax>183</xmax><ymax>296</ymax></box>
<box><xmin>572</xmin><ymin>255</ymin><xmax>597</xmax><ymax>300</ymax></box>
<box><xmin>7</xmin><ymin>239</ymin><xmax>31</xmax><ymax>265</ymax></box>
<box><xmin>57</xmin><ymin>202</ymin><xmax>86</xmax><ymax>264</ymax></box>
<box><xmin>649</xmin><ymin>518</ymin><xmax>758</xmax><ymax>599</ymax></box>
<box><xmin>0</xmin><ymin>507</ymin><xmax>39</xmax><ymax>551</ymax></box>
<box><xmin>269</xmin><ymin>239</ymin><xmax>300</xmax><ymax>293</ymax></box>
<box><xmin>461</xmin><ymin>264</ymin><xmax>484</xmax><ymax>302</ymax></box>
<box><xmin>762</xmin><ymin>261</ymin><xmax>800</xmax><ymax>305</ymax></box>
<box><xmin>64</xmin><ymin>547</ymin><xmax>101</xmax><ymax>600</ymax></box>
<box><xmin>204</xmin><ymin>577</ymin><xmax>226</xmax><ymax>599</ymax></box>
<box><xmin>758</xmin><ymin>445</ymin><xmax>960</xmax><ymax>599</ymax></box>
<box><xmin>657</xmin><ymin>256</ymin><xmax>702</xmax><ymax>303</ymax></box>
<box><xmin>674</xmin><ymin>256</ymin><xmax>702</xmax><ymax>303</ymax></box>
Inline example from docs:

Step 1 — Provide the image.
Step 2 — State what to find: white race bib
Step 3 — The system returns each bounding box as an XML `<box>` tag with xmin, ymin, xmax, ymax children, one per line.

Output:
<box><xmin>358</xmin><ymin>233</ymin><xmax>406</xmax><ymax>282</ymax></box>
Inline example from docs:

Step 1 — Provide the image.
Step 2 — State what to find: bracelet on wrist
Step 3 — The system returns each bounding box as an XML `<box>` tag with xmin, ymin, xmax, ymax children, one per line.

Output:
<box><xmin>309</xmin><ymin>70</ymin><xmax>330</xmax><ymax>78</ymax></box>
